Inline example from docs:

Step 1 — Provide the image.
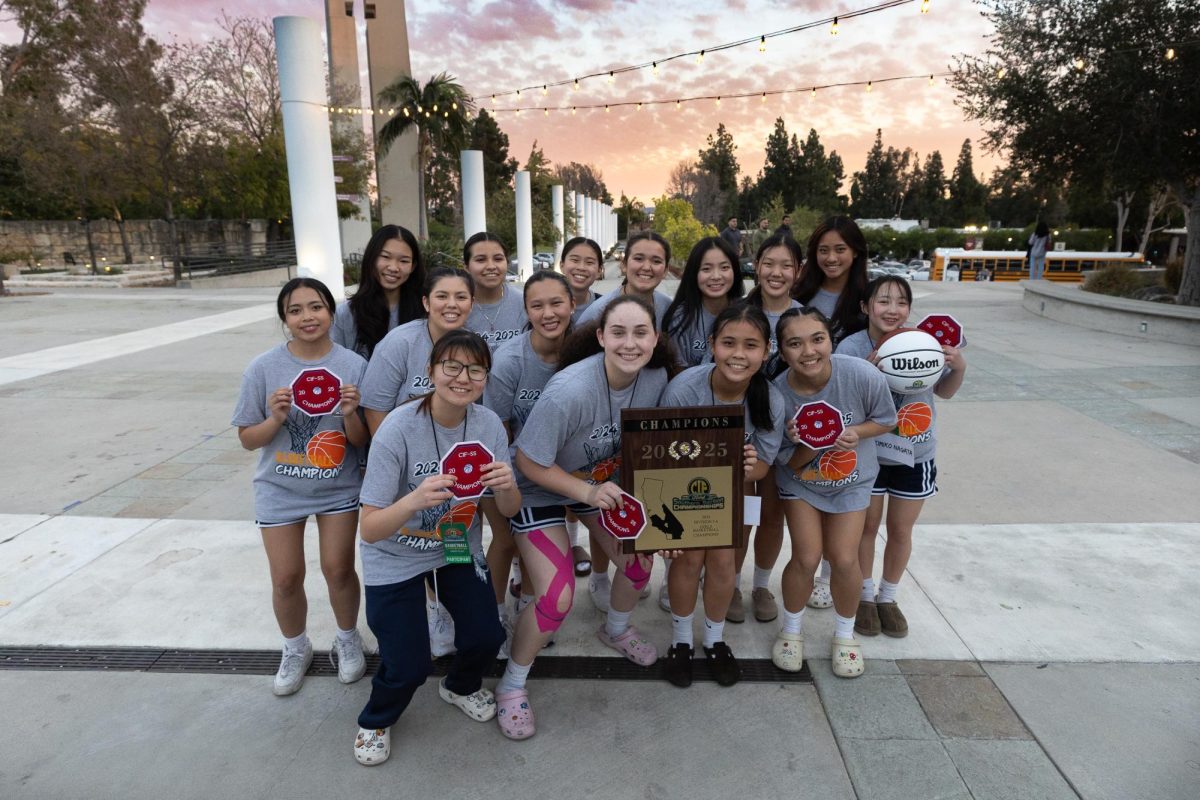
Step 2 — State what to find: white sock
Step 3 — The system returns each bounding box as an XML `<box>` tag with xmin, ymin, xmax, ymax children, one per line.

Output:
<box><xmin>671</xmin><ymin>612</ymin><xmax>694</xmax><ymax>647</ymax></box>
<box><xmin>590</xmin><ymin>572</ymin><xmax>611</xmax><ymax>592</ymax></box>
<box><xmin>606</xmin><ymin>608</ymin><xmax>632</xmax><ymax>638</ymax></box>
<box><xmin>702</xmin><ymin>617</ymin><xmax>724</xmax><ymax>648</ymax></box>
<box><xmin>752</xmin><ymin>566</ymin><xmax>772</xmax><ymax>591</ymax></box>
<box><xmin>335</xmin><ymin>627</ymin><xmax>357</xmax><ymax>643</ymax></box>
<box><xmin>518</xmin><ymin>593</ymin><xmax>534</xmax><ymax>614</ymax></box>
<box><xmin>496</xmin><ymin>657</ymin><xmax>532</xmax><ymax>695</ymax></box>
<box><xmin>781</xmin><ymin>608</ymin><xmax>804</xmax><ymax>635</ymax></box>
<box><xmin>834</xmin><ymin>612</ymin><xmax>856</xmax><ymax>640</ymax></box>
<box><xmin>818</xmin><ymin>558</ymin><xmax>831</xmax><ymax>581</ymax></box>
<box><xmin>283</xmin><ymin>632</ymin><xmax>309</xmax><ymax>653</ymax></box>
<box><xmin>566</xmin><ymin>519</ymin><xmax>580</xmax><ymax>547</ymax></box>
<box><xmin>861</xmin><ymin>578</ymin><xmax>876</xmax><ymax>602</ymax></box>
<box><xmin>878</xmin><ymin>579</ymin><xmax>900</xmax><ymax>604</ymax></box>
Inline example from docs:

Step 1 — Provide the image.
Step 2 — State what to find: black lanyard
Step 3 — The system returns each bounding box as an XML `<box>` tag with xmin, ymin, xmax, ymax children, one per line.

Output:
<box><xmin>601</xmin><ymin>358</ymin><xmax>640</xmax><ymax>460</ymax></box>
<box><xmin>428</xmin><ymin>405</ymin><xmax>468</xmax><ymax>460</ymax></box>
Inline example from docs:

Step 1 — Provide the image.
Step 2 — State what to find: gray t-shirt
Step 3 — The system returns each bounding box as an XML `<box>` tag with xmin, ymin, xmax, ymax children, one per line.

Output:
<box><xmin>466</xmin><ymin>285</ymin><xmax>527</xmax><ymax>351</ymax></box>
<box><xmin>571</xmin><ymin>290</ymin><xmax>602</xmax><ymax>323</ymax></box>
<box><xmin>837</xmin><ymin>330</ymin><xmax>943</xmax><ymax>464</ymax></box>
<box><xmin>359</xmin><ymin>400</ymin><xmax>510</xmax><ymax>586</ymax></box>
<box><xmin>331</xmin><ymin>299</ymin><xmax>400</xmax><ymax>359</ymax></box>
<box><xmin>772</xmin><ymin>354</ymin><xmax>896</xmax><ymax>513</ymax></box>
<box><xmin>762</xmin><ymin>299</ymin><xmax>803</xmax><ymax>356</ymax></box>
<box><xmin>514</xmin><ymin>352</ymin><xmax>669</xmax><ymax>508</ymax></box>
<box><xmin>662</xmin><ymin>364</ymin><xmax>787</xmax><ymax>466</ymax></box>
<box><xmin>807</xmin><ymin>288</ymin><xmax>840</xmax><ymax>320</ymax></box>
<box><xmin>359</xmin><ymin>319</ymin><xmax>435</xmax><ymax>412</ymax></box>
<box><xmin>666</xmin><ymin>306</ymin><xmax>717</xmax><ymax>369</ymax></box>
<box><xmin>483</xmin><ymin>331</ymin><xmax>558</xmax><ymax>447</ymax></box>
<box><xmin>575</xmin><ymin>286</ymin><xmax>674</xmax><ymax>329</ymax></box>
<box><xmin>231</xmin><ymin>343</ymin><xmax>367</xmax><ymax>522</ymax></box>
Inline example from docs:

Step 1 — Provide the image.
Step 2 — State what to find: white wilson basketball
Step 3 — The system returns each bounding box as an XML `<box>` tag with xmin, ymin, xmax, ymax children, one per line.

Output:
<box><xmin>875</xmin><ymin>329</ymin><xmax>945</xmax><ymax>395</ymax></box>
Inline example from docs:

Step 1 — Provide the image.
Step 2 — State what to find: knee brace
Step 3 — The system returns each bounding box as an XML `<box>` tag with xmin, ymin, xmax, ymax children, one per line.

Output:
<box><xmin>527</xmin><ymin>529</ymin><xmax>574</xmax><ymax>633</ymax></box>
<box><xmin>622</xmin><ymin>555</ymin><xmax>652</xmax><ymax>591</ymax></box>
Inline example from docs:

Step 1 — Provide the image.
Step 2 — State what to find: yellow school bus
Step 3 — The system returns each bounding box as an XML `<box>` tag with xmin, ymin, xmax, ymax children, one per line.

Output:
<box><xmin>931</xmin><ymin>249</ymin><xmax>1147</xmax><ymax>283</ymax></box>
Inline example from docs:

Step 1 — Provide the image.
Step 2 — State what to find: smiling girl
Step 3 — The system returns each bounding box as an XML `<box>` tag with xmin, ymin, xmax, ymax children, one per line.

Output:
<box><xmin>663</xmin><ymin>236</ymin><xmax>744</xmax><ymax>369</ymax></box>
<box><xmin>560</xmin><ymin>236</ymin><xmax>605</xmax><ymax>322</ymax></box>
<box><xmin>463</xmin><ymin>232</ymin><xmax>527</xmax><ymax>351</ymax></box>
<box><xmin>334</xmin><ymin>225</ymin><xmax>426</xmax><ymax>359</ymax></box>
<box><xmin>771</xmin><ymin>308</ymin><xmax>895</xmax><ymax>678</ymax></box>
<box><xmin>576</xmin><ymin>231</ymin><xmax>673</xmax><ymax>328</ymax></box>
<box><xmin>232</xmin><ymin>278</ymin><xmax>370</xmax><ymax>697</ymax></box>
<box><xmin>353</xmin><ymin>330</ymin><xmax>517</xmax><ymax>765</ymax></box>
<box><xmin>792</xmin><ymin>216</ymin><xmax>869</xmax><ymax>346</ymax></box>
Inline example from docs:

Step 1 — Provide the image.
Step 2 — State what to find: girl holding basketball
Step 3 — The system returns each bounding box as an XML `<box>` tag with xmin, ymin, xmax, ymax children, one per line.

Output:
<box><xmin>507</xmin><ymin>297</ymin><xmax>673</xmax><ymax>734</ymax></box>
<box><xmin>835</xmin><ymin>276</ymin><xmax>966</xmax><ymax>638</ymax></box>
<box><xmin>793</xmin><ymin>216</ymin><xmax>871</xmax><ymax>609</ymax></box>
<box><xmin>575</xmin><ymin>231</ymin><xmax>673</xmax><ymax>328</ymax></box>
<box><xmin>353</xmin><ymin>329</ymin><xmax>516</xmax><ymax>765</ymax></box>
<box><xmin>463</xmin><ymin>232</ymin><xmax>527</xmax><ymax>351</ymax></box>
<box><xmin>482</xmin><ymin>271</ymin><xmax>576</xmax><ymax>653</ymax></box>
<box><xmin>561</xmin><ymin>236</ymin><xmax>605</xmax><ymax>322</ymax></box>
<box><xmin>333</xmin><ymin>225</ymin><xmax>426</xmax><ymax>359</ymax></box>
<box><xmin>660</xmin><ymin>304</ymin><xmax>786</xmax><ymax>688</ymax></box>
<box><xmin>662</xmin><ymin>236</ymin><xmax>744</xmax><ymax>369</ymax></box>
<box><xmin>771</xmin><ymin>307</ymin><xmax>895</xmax><ymax>678</ymax></box>
<box><xmin>232</xmin><ymin>277</ymin><xmax>370</xmax><ymax>697</ymax></box>
<box><xmin>730</xmin><ymin>233</ymin><xmax>804</xmax><ymax>625</ymax></box>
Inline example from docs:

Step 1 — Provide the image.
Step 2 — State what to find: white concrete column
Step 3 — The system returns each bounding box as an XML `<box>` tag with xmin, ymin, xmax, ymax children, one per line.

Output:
<box><xmin>551</xmin><ymin>185</ymin><xmax>565</xmax><ymax>268</ymax></box>
<box><xmin>274</xmin><ymin>16</ymin><xmax>344</xmax><ymax>299</ymax></box>
<box><xmin>461</xmin><ymin>150</ymin><xmax>486</xmax><ymax>240</ymax></box>
<box><xmin>515</xmin><ymin>170</ymin><xmax>533</xmax><ymax>282</ymax></box>
<box><xmin>573</xmin><ymin>191</ymin><xmax>583</xmax><ymax>238</ymax></box>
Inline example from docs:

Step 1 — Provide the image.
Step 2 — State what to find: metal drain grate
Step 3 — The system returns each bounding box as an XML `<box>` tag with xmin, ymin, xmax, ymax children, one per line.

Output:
<box><xmin>0</xmin><ymin>646</ymin><xmax>811</xmax><ymax>683</ymax></box>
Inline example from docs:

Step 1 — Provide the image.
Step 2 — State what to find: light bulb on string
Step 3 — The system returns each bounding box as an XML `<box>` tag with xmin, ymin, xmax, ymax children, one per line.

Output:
<box><xmin>831</xmin><ymin>17</ymin><xmax>839</xmax><ymax>36</ymax></box>
<box><xmin>1074</xmin><ymin>58</ymin><xmax>1084</xmax><ymax>70</ymax></box>
<box><xmin>920</xmin><ymin>0</ymin><xmax>930</xmax><ymax>13</ymax></box>
<box><xmin>490</xmin><ymin>95</ymin><xmax>496</xmax><ymax>106</ymax></box>
<box><xmin>432</xmin><ymin>103</ymin><xmax>438</xmax><ymax>112</ymax></box>
<box><xmin>866</xmin><ymin>81</ymin><xmax>872</xmax><ymax>92</ymax></box>
<box><xmin>696</xmin><ymin>50</ymin><xmax>705</xmax><ymax>64</ymax></box>
<box><xmin>543</xmin><ymin>108</ymin><xmax>548</xmax><ymax>116</ymax></box>
<box><xmin>571</xmin><ymin>106</ymin><xmax>577</xmax><ymax>115</ymax></box>
<box><xmin>652</xmin><ymin>62</ymin><xmax>659</xmax><ymax>76</ymax></box>
<box><xmin>516</xmin><ymin>89</ymin><xmax>521</xmax><ymax>98</ymax></box>
<box><xmin>608</xmin><ymin>71</ymin><xmax>615</xmax><ymax>84</ymax></box>
<box><xmin>542</xmin><ymin>85</ymin><xmax>548</xmax><ymax>96</ymax></box>
<box><xmin>452</xmin><ymin>101</ymin><xmax>458</xmax><ymax>110</ymax></box>
<box><xmin>388</xmin><ymin>109</ymin><xmax>395</xmax><ymax>116</ymax></box>
<box><xmin>761</xmin><ymin>92</ymin><xmax>767</xmax><ymax>103</ymax></box>
<box><xmin>997</xmin><ymin>67</ymin><xmax>1006</xmax><ymax>78</ymax></box>
<box><xmin>416</xmin><ymin>104</ymin><xmax>423</xmax><ymax>113</ymax></box>
<box><xmin>1166</xmin><ymin>48</ymin><xmax>1175</xmax><ymax>60</ymax></box>
<box><xmin>637</xmin><ymin>102</ymin><xmax>643</xmax><ymax>111</ymax></box>
<box><xmin>929</xmin><ymin>74</ymin><xmax>935</xmax><ymax>85</ymax></box>
<box><xmin>811</xmin><ymin>87</ymin><xmax>817</xmax><ymax>98</ymax></box>
<box><xmin>759</xmin><ymin>35</ymin><xmax>766</xmax><ymax>53</ymax></box>
<box><xmin>443</xmin><ymin>110</ymin><xmax>449</xmax><ymax>118</ymax></box>
<box><xmin>573</xmin><ymin>79</ymin><xmax>580</xmax><ymax>91</ymax></box>
<box><xmin>605</xmin><ymin>105</ymin><xmax>610</xmax><ymax>113</ymax></box>
<box><xmin>676</xmin><ymin>99</ymin><xmax>682</xmax><ymax>110</ymax></box>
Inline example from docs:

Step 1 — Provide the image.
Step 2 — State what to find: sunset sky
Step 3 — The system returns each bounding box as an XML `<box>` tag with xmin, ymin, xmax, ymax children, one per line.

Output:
<box><xmin>8</xmin><ymin>0</ymin><xmax>1004</xmax><ymax>203</ymax></box>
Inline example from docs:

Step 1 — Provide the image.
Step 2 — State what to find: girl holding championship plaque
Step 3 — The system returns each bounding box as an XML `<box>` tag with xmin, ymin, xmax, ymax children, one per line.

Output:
<box><xmin>353</xmin><ymin>330</ymin><xmax>517</xmax><ymax>765</ymax></box>
<box><xmin>508</xmin><ymin>297</ymin><xmax>672</xmax><ymax>737</ymax></box>
<box><xmin>835</xmin><ymin>276</ymin><xmax>966</xmax><ymax>639</ymax></box>
<box><xmin>483</xmin><ymin>271</ymin><xmax>576</xmax><ymax>656</ymax></box>
<box><xmin>663</xmin><ymin>236</ymin><xmax>744</xmax><ymax>369</ymax></box>
<box><xmin>333</xmin><ymin>225</ymin><xmax>426</xmax><ymax>359</ymax></box>
<box><xmin>771</xmin><ymin>308</ymin><xmax>896</xmax><ymax>678</ymax></box>
<box><xmin>660</xmin><ymin>304</ymin><xmax>786</xmax><ymax>688</ymax></box>
<box><xmin>232</xmin><ymin>278</ymin><xmax>370</xmax><ymax>698</ymax></box>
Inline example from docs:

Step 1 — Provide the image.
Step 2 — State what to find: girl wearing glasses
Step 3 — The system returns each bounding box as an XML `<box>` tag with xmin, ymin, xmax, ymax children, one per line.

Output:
<box><xmin>353</xmin><ymin>330</ymin><xmax>518</xmax><ymax>766</ymax></box>
<box><xmin>502</xmin><ymin>296</ymin><xmax>673</xmax><ymax>739</ymax></box>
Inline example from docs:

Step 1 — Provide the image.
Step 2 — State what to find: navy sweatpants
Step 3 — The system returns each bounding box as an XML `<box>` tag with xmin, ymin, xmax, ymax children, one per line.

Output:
<box><xmin>357</xmin><ymin>563</ymin><xmax>505</xmax><ymax>730</ymax></box>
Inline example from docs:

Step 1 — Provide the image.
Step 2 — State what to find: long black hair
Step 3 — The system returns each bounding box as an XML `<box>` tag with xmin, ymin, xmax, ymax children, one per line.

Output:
<box><xmin>422</xmin><ymin>265</ymin><xmax>475</xmax><ymax>312</ymax></box>
<box><xmin>663</xmin><ymin>236</ymin><xmax>744</xmax><ymax>342</ymax></box>
<box><xmin>350</xmin><ymin>225</ymin><xmax>424</xmax><ymax>358</ymax></box>
<box><xmin>794</xmin><ymin>216</ymin><xmax>868</xmax><ymax>342</ymax></box>
<box><xmin>558</xmin><ymin>295</ymin><xmax>675</xmax><ymax>375</ymax></box>
<box><xmin>561</xmin><ymin>236</ymin><xmax>603</xmax><ymax>266</ymax></box>
<box><xmin>522</xmin><ymin>270</ymin><xmax>575</xmax><ymax>336</ymax></box>
<box><xmin>710</xmin><ymin>303</ymin><xmax>774</xmax><ymax>432</ymax></box>
<box><xmin>463</xmin><ymin>231</ymin><xmax>510</xmax><ymax>264</ymax></box>
<box><xmin>414</xmin><ymin>329</ymin><xmax>492</xmax><ymax>414</ymax></box>
<box><xmin>745</xmin><ymin>232</ymin><xmax>803</xmax><ymax>308</ymax></box>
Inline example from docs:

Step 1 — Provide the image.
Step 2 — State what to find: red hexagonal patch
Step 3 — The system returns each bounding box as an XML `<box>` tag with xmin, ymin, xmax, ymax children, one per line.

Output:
<box><xmin>291</xmin><ymin>368</ymin><xmax>342</xmax><ymax>417</ymax></box>
<box><xmin>440</xmin><ymin>440</ymin><xmax>495</xmax><ymax>501</ymax></box>
<box><xmin>916</xmin><ymin>314</ymin><xmax>964</xmax><ymax>348</ymax></box>
<box><xmin>599</xmin><ymin>492</ymin><xmax>647</xmax><ymax>540</ymax></box>
<box><xmin>792</xmin><ymin>401</ymin><xmax>845</xmax><ymax>449</ymax></box>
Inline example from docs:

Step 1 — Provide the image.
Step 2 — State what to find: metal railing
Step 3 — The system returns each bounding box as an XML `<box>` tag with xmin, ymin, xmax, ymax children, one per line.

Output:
<box><xmin>178</xmin><ymin>240</ymin><xmax>298</xmax><ymax>279</ymax></box>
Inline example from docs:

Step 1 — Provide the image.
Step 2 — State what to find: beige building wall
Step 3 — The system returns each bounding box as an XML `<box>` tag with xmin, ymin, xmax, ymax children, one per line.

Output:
<box><xmin>365</xmin><ymin>2</ymin><xmax>420</xmax><ymax>234</ymax></box>
<box><xmin>325</xmin><ymin>0</ymin><xmax>375</xmax><ymax>258</ymax></box>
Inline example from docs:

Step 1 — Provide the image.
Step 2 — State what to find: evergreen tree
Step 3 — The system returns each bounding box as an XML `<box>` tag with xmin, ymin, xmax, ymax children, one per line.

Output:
<box><xmin>947</xmin><ymin>139</ymin><xmax>988</xmax><ymax>225</ymax></box>
<box><xmin>697</xmin><ymin>123</ymin><xmax>740</xmax><ymax>217</ymax></box>
<box><xmin>911</xmin><ymin>151</ymin><xmax>948</xmax><ymax>226</ymax></box>
<box><xmin>469</xmin><ymin>109</ymin><xmax>517</xmax><ymax>196</ymax></box>
<box><xmin>795</xmin><ymin>129</ymin><xmax>844</xmax><ymax>214</ymax></box>
<box><xmin>850</xmin><ymin>130</ymin><xmax>906</xmax><ymax>218</ymax></box>
<box><xmin>758</xmin><ymin>118</ymin><xmax>795</xmax><ymax>210</ymax></box>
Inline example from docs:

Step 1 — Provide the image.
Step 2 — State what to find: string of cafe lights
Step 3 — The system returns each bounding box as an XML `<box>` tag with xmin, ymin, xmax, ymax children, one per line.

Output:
<box><xmin>481</xmin><ymin>0</ymin><xmax>932</xmax><ymax>103</ymax></box>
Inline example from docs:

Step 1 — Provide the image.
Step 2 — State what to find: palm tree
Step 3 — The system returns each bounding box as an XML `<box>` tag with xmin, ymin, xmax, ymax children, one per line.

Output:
<box><xmin>376</xmin><ymin>72</ymin><xmax>475</xmax><ymax>240</ymax></box>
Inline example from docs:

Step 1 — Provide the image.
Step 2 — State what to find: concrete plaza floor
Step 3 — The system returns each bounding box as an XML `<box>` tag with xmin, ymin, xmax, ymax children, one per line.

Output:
<box><xmin>1</xmin><ymin>277</ymin><xmax>1198</xmax><ymax>799</ymax></box>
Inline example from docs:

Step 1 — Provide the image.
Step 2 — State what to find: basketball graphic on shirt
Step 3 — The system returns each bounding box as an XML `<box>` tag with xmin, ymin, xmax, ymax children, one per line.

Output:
<box><xmin>590</xmin><ymin>456</ymin><xmax>620</xmax><ymax>483</ymax></box>
<box><xmin>895</xmin><ymin>402</ymin><xmax>933</xmax><ymax>438</ymax></box>
<box><xmin>817</xmin><ymin>450</ymin><xmax>857</xmax><ymax>480</ymax></box>
<box><xmin>305</xmin><ymin>430</ymin><xmax>347</xmax><ymax>469</ymax></box>
<box><xmin>436</xmin><ymin>500</ymin><xmax>478</xmax><ymax>533</ymax></box>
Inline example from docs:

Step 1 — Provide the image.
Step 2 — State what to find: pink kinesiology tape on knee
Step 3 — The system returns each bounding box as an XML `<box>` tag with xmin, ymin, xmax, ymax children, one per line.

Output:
<box><xmin>623</xmin><ymin>556</ymin><xmax>652</xmax><ymax>591</ymax></box>
<box><xmin>527</xmin><ymin>529</ymin><xmax>573</xmax><ymax>633</ymax></box>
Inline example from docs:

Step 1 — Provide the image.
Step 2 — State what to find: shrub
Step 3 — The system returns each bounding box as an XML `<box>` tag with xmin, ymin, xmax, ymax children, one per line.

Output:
<box><xmin>1163</xmin><ymin>258</ymin><xmax>1182</xmax><ymax>294</ymax></box>
<box><xmin>342</xmin><ymin>254</ymin><xmax>361</xmax><ymax>287</ymax></box>
<box><xmin>1082</xmin><ymin>266</ymin><xmax>1152</xmax><ymax>298</ymax></box>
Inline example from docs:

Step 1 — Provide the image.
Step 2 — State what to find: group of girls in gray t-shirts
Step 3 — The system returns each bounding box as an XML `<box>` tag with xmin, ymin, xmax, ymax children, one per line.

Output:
<box><xmin>233</xmin><ymin>217</ymin><xmax>966</xmax><ymax>765</ymax></box>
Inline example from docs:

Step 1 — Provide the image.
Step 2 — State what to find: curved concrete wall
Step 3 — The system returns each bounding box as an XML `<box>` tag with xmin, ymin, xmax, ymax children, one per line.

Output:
<box><xmin>1022</xmin><ymin>281</ymin><xmax>1200</xmax><ymax>346</ymax></box>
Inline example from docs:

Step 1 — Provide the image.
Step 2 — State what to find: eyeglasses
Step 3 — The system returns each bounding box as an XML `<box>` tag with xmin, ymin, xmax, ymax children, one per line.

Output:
<box><xmin>438</xmin><ymin>359</ymin><xmax>488</xmax><ymax>382</ymax></box>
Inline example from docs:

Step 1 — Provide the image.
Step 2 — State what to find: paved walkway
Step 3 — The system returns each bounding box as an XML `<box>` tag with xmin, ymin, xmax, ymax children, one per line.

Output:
<box><xmin>1</xmin><ymin>279</ymin><xmax>1198</xmax><ymax>799</ymax></box>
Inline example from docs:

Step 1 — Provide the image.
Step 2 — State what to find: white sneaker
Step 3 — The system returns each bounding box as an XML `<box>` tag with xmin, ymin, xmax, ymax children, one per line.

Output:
<box><xmin>273</xmin><ymin>640</ymin><xmax>313</xmax><ymax>696</ymax></box>
<box><xmin>331</xmin><ymin>630</ymin><xmax>366</xmax><ymax>684</ymax></box>
<box><xmin>428</xmin><ymin>604</ymin><xmax>457</xmax><ymax>657</ymax></box>
<box><xmin>658</xmin><ymin>582</ymin><xmax>672</xmax><ymax>613</ymax></box>
<box><xmin>807</xmin><ymin>578</ymin><xmax>834</xmax><ymax>609</ymax></box>
<box><xmin>588</xmin><ymin>575</ymin><xmax>611</xmax><ymax>613</ymax></box>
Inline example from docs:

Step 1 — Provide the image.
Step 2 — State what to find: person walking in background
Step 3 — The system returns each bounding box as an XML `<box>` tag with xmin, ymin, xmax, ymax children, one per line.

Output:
<box><xmin>749</xmin><ymin>217</ymin><xmax>772</xmax><ymax>257</ymax></box>
<box><xmin>720</xmin><ymin>217</ymin><xmax>744</xmax><ymax>258</ymax></box>
<box><xmin>776</xmin><ymin>214</ymin><xmax>793</xmax><ymax>238</ymax></box>
<box><xmin>1027</xmin><ymin>222</ymin><xmax>1051</xmax><ymax>280</ymax></box>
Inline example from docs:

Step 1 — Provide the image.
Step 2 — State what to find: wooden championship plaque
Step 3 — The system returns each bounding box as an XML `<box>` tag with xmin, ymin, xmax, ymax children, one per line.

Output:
<box><xmin>619</xmin><ymin>405</ymin><xmax>744</xmax><ymax>554</ymax></box>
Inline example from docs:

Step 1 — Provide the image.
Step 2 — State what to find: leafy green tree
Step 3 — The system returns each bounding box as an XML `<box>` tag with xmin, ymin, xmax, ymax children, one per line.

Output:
<box><xmin>651</xmin><ymin>196</ymin><xmax>717</xmax><ymax>266</ymax></box>
<box><xmin>470</xmin><ymin>109</ymin><xmax>517</xmax><ymax>196</ymax></box>
<box><xmin>554</xmin><ymin>162</ymin><xmax>612</xmax><ymax>204</ymax></box>
<box><xmin>617</xmin><ymin>193</ymin><xmax>646</xmax><ymax>239</ymax></box>
<box><xmin>376</xmin><ymin>72</ymin><xmax>476</xmax><ymax>240</ymax></box>
<box><xmin>952</xmin><ymin>0</ymin><xmax>1200</xmax><ymax>304</ymax></box>
<box><xmin>947</xmin><ymin>139</ymin><xmax>988</xmax><ymax>225</ymax></box>
<box><xmin>697</xmin><ymin>123</ymin><xmax>740</xmax><ymax>219</ymax></box>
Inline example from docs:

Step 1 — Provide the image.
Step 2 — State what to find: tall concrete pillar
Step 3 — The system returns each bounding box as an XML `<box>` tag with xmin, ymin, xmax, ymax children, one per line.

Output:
<box><xmin>515</xmin><ymin>171</ymin><xmax>533</xmax><ymax>282</ymax></box>
<box><xmin>551</xmin><ymin>185</ymin><xmax>564</xmax><ymax>268</ymax></box>
<box><xmin>325</xmin><ymin>0</ymin><xmax>373</xmax><ymax>260</ymax></box>
<box><xmin>275</xmin><ymin>16</ymin><xmax>344</xmax><ymax>299</ymax></box>
<box><xmin>365</xmin><ymin>2</ymin><xmax>420</xmax><ymax>233</ymax></box>
<box><xmin>461</xmin><ymin>150</ymin><xmax>486</xmax><ymax>239</ymax></box>
<box><xmin>573</xmin><ymin>191</ymin><xmax>583</xmax><ymax>239</ymax></box>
